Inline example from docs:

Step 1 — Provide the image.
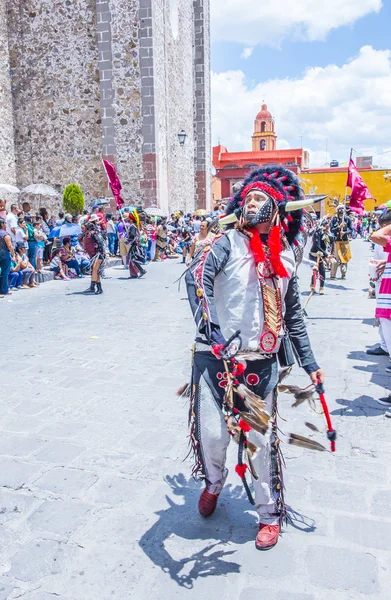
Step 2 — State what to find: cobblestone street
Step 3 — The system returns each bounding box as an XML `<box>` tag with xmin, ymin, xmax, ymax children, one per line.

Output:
<box><xmin>0</xmin><ymin>239</ymin><xmax>390</xmax><ymax>600</ymax></box>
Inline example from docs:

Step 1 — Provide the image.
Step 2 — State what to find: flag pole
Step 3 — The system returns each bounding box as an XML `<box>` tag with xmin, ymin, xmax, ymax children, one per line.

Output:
<box><xmin>343</xmin><ymin>148</ymin><xmax>353</xmax><ymax>219</ymax></box>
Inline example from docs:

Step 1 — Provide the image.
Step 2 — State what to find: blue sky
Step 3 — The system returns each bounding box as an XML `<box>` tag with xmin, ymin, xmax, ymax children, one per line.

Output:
<box><xmin>212</xmin><ymin>4</ymin><xmax>391</xmax><ymax>81</ymax></box>
<box><xmin>210</xmin><ymin>1</ymin><xmax>391</xmax><ymax>167</ymax></box>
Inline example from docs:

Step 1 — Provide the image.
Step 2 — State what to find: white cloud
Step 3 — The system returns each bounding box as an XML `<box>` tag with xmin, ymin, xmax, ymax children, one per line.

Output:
<box><xmin>241</xmin><ymin>47</ymin><xmax>253</xmax><ymax>59</ymax></box>
<box><xmin>211</xmin><ymin>46</ymin><xmax>391</xmax><ymax>168</ymax></box>
<box><xmin>211</xmin><ymin>0</ymin><xmax>382</xmax><ymax>47</ymax></box>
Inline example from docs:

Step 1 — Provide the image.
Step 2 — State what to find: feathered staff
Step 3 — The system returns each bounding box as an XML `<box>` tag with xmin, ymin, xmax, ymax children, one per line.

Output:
<box><xmin>278</xmin><ymin>376</ymin><xmax>336</xmax><ymax>452</ymax></box>
<box><xmin>212</xmin><ymin>331</ymin><xmax>271</xmax><ymax>504</ymax></box>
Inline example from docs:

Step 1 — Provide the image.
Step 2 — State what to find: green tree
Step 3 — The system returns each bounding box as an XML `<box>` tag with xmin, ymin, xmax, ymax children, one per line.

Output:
<box><xmin>63</xmin><ymin>184</ymin><xmax>84</xmax><ymax>216</ymax></box>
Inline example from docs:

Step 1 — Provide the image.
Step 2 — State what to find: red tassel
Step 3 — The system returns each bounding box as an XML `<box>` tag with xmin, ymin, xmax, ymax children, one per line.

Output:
<box><xmin>233</xmin><ymin>362</ymin><xmax>246</xmax><ymax>376</ymax></box>
<box><xmin>238</xmin><ymin>419</ymin><xmax>252</xmax><ymax>432</ymax></box>
<box><xmin>235</xmin><ymin>463</ymin><xmax>248</xmax><ymax>478</ymax></box>
<box><xmin>287</xmin><ymin>215</ymin><xmax>293</xmax><ymax>222</ymax></box>
<box><xmin>211</xmin><ymin>344</ymin><xmax>224</xmax><ymax>358</ymax></box>
<box><xmin>267</xmin><ymin>226</ymin><xmax>289</xmax><ymax>278</ymax></box>
<box><xmin>248</xmin><ymin>229</ymin><xmax>266</xmax><ymax>265</ymax></box>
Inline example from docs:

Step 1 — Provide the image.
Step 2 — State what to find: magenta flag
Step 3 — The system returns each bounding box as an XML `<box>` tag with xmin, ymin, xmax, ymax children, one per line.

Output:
<box><xmin>103</xmin><ymin>159</ymin><xmax>125</xmax><ymax>209</ymax></box>
<box><xmin>346</xmin><ymin>159</ymin><xmax>372</xmax><ymax>215</ymax></box>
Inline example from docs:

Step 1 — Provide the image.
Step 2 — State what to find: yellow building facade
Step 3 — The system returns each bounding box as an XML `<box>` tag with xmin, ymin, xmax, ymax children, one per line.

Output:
<box><xmin>301</xmin><ymin>168</ymin><xmax>391</xmax><ymax>214</ymax></box>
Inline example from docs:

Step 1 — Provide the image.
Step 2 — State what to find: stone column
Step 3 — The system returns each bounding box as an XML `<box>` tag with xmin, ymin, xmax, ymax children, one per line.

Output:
<box><xmin>0</xmin><ymin>0</ymin><xmax>16</xmax><ymax>185</ymax></box>
<box><xmin>193</xmin><ymin>0</ymin><xmax>211</xmax><ymax>210</ymax></box>
<box><xmin>106</xmin><ymin>0</ymin><xmax>144</xmax><ymax>205</ymax></box>
<box><xmin>139</xmin><ymin>0</ymin><xmax>157</xmax><ymax>208</ymax></box>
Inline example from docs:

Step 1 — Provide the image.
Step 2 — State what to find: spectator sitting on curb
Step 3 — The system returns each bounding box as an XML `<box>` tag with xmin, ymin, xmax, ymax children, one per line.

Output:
<box><xmin>50</xmin><ymin>248</ymin><xmax>69</xmax><ymax>281</ymax></box>
<box><xmin>61</xmin><ymin>237</ymin><xmax>83</xmax><ymax>278</ymax></box>
<box><xmin>9</xmin><ymin>255</ymin><xmax>23</xmax><ymax>291</ymax></box>
<box><xmin>14</xmin><ymin>243</ymin><xmax>39</xmax><ymax>288</ymax></box>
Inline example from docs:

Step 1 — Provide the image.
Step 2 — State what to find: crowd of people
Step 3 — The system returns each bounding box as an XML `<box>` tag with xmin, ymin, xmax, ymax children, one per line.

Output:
<box><xmin>305</xmin><ymin>203</ymin><xmax>391</xmax><ymax>412</ymax></box>
<box><xmin>304</xmin><ymin>205</ymin><xmax>383</xmax><ymax>295</ymax></box>
<box><xmin>0</xmin><ymin>200</ymin><xmax>227</xmax><ymax>298</ymax></box>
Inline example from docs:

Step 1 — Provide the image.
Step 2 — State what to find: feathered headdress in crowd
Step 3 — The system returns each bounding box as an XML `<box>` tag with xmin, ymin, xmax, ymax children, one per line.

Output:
<box><xmin>224</xmin><ymin>165</ymin><xmax>308</xmax><ymax>245</ymax></box>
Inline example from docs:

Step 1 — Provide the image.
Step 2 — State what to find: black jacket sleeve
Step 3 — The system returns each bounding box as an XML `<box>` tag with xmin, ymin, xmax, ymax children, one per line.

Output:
<box><xmin>185</xmin><ymin>234</ymin><xmax>231</xmax><ymax>335</ymax></box>
<box><xmin>284</xmin><ymin>275</ymin><xmax>320</xmax><ymax>374</ymax></box>
<box><xmin>330</xmin><ymin>216</ymin><xmax>339</xmax><ymax>236</ymax></box>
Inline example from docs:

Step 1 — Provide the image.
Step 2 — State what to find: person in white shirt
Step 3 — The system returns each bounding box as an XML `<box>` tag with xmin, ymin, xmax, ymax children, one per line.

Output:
<box><xmin>6</xmin><ymin>204</ymin><xmax>18</xmax><ymax>246</ymax></box>
<box><xmin>15</xmin><ymin>217</ymin><xmax>28</xmax><ymax>249</ymax></box>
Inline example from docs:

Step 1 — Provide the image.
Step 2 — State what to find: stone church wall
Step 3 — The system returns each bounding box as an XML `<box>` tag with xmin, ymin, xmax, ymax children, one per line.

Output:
<box><xmin>6</xmin><ymin>0</ymin><xmax>106</xmax><ymax>202</ymax></box>
<box><xmin>0</xmin><ymin>0</ymin><xmax>16</xmax><ymax>185</ymax></box>
<box><xmin>1</xmin><ymin>0</ymin><xmax>211</xmax><ymax>212</ymax></box>
<box><xmin>152</xmin><ymin>0</ymin><xmax>196</xmax><ymax>214</ymax></box>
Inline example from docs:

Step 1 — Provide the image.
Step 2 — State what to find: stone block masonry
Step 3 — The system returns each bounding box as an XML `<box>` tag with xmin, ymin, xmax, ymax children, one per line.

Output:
<box><xmin>1</xmin><ymin>0</ymin><xmax>211</xmax><ymax>211</ymax></box>
<box><xmin>193</xmin><ymin>0</ymin><xmax>211</xmax><ymax>210</ymax></box>
<box><xmin>0</xmin><ymin>0</ymin><xmax>16</xmax><ymax>184</ymax></box>
<box><xmin>6</xmin><ymin>0</ymin><xmax>107</xmax><ymax>203</ymax></box>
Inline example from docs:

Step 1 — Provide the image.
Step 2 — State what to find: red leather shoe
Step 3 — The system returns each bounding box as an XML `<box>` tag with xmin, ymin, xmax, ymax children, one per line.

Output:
<box><xmin>198</xmin><ymin>488</ymin><xmax>219</xmax><ymax>517</ymax></box>
<box><xmin>255</xmin><ymin>523</ymin><xmax>280</xmax><ymax>550</ymax></box>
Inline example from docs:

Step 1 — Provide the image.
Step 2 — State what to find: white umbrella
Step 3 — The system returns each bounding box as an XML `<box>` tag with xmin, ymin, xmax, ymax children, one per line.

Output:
<box><xmin>144</xmin><ymin>206</ymin><xmax>167</xmax><ymax>217</ymax></box>
<box><xmin>0</xmin><ymin>184</ymin><xmax>20</xmax><ymax>194</ymax></box>
<box><xmin>21</xmin><ymin>183</ymin><xmax>60</xmax><ymax>197</ymax></box>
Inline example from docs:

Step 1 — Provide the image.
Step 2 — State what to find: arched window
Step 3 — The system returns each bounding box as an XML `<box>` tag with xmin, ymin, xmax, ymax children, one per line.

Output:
<box><xmin>261</xmin><ymin>121</ymin><xmax>266</xmax><ymax>132</ymax></box>
<box><xmin>260</xmin><ymin>139</ymin><xmax>266</xmax><ymax>151</ymax></box>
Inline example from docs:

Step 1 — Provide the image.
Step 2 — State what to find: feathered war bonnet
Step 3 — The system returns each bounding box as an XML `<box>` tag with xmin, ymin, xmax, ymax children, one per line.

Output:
<box><xmin>225</xmin><ymin>165</ymin><xmax>305</xmax><ymax>246</ymax></box>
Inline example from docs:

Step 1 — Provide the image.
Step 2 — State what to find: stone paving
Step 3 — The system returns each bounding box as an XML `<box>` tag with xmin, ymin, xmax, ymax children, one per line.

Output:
<box><xmin>0</xmin><ymin>240</ymin><xmax>390</xmax><ymax>599</ymax></box>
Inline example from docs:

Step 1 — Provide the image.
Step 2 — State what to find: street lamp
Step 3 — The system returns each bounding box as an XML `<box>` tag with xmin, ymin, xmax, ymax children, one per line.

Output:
<box><xmin>178</xmin><ymin>130</ymin><xmax>187</xmax><ymax>146</ymax></box>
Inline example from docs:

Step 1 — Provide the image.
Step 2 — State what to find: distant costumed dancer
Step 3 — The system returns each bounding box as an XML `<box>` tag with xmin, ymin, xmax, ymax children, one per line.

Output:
<box><xmin>81</xmin><ymin>214</ymin><xmax>107</xmax><ymax>295</ymax></box>
<box><xmin>102</xmin><ymin>159</ymin><xmax>146</xmax><ymax>279</ymax></box>
<box><xmin>181</xmin><ymin>165</ymin><xmax>335</xmax><ymax>551</ymax></box>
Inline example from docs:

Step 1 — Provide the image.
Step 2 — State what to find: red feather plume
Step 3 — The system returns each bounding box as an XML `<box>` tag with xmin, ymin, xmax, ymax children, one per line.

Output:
<box><xmin>267</xmin><ymin>225</ymin><xmax>289</xmax><ymax>278</ymax></box>
<box><xmin>248</xmin><ymin>230</ymin><xmax>266</xmax><ymax>264</ymax></box>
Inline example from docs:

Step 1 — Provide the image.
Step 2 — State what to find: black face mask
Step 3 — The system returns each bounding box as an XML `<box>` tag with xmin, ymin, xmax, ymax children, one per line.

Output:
<box><xmin>243</xmin><ymin>197</ymin><xmax>274</xmax><ymax>227</ymax></box>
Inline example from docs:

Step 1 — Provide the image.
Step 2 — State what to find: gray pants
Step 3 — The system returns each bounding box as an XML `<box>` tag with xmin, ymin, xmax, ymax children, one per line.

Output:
<box><xmin>21</xmin><ymin>268</ymin><xmax>35</xmax><ymax>285</ymax></box>
<box><xmin>197</xmin><ymin>379</ymin><xmax>281</xmax><ymax>525</ymax></box>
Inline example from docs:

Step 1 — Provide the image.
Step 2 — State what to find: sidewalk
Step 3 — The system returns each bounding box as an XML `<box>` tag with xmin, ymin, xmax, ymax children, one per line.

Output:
<box><xmin>0</xmin><ymin>240</ymin><xmax>389</xmax><ymax>600</ymax></box>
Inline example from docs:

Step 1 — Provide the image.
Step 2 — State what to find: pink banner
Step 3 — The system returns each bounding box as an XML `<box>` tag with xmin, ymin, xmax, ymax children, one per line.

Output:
<box><xmin>346</xmin><ymin>158</ymin><xmax>372</xmax><ymax>215</ymax></box>
<box><xmin>103</xmin><ymin>159</ymin><xmax>125</xmax><ymax>209</ymax></box>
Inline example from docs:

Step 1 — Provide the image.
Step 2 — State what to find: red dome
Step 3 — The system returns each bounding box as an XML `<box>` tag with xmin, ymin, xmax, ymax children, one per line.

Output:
<box><xmin>256</xmin><ymin>103</ymin><xmax>272</xmax><ymax>120</ymax></box>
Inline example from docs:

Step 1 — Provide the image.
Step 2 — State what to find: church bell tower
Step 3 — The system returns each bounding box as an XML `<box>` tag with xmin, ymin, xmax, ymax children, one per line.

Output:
<box><xmin>252</xmin><ymin>104</ymin><xmax>277</xmax><ymax>152</ymax></box>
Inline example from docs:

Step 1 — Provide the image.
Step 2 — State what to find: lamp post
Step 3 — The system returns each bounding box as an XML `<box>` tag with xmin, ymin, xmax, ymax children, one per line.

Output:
<box><xmin>178</xmin><ymin>130</ymin><xmax>187</xmax><ymax>146</ymax></box>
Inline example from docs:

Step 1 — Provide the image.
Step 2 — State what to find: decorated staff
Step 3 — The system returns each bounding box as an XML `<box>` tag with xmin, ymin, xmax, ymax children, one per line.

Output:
<box><xmin>183</xmin><ymin>165</ymin><xmax>326</xmax><ymax>551</ymax></box>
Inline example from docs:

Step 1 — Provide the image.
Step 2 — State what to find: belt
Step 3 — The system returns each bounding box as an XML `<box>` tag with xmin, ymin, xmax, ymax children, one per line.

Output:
<box><xmin>194</xmin><ymin>337</ymin><xmax>275</xmax><ymax>359</ymax></box>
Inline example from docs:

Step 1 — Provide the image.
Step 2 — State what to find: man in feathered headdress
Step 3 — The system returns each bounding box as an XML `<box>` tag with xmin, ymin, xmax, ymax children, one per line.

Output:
<box><xmin>185</xmin><ymin>165</ymin><xmax>324</xmax><ymax>550</ymax></box>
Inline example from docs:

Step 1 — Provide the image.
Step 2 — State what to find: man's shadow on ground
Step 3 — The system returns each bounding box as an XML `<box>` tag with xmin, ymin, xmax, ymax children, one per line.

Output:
<box><xmin>330</xmin><ymin>348</ymin><xmax>390</xmax><ymax>417</ymax></box>
<box><xmin>138</xmin><ymin>473</ymin><xmax>317</xmax><ymax>589</ymax></box>
<box><xmin>331</xmin><ymin>395</ymin><xmax>385</xmax><ymax>417</ymax></box>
